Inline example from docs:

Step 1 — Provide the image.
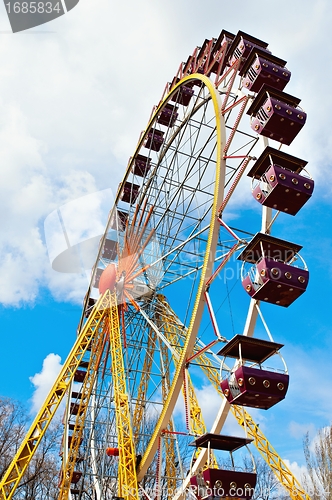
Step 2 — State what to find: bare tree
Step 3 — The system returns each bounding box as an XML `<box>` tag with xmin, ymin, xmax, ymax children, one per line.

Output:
<box><xmin>243</xmin><ymin>456</ymin><xmax>291</xmax><ymax>500</ymax></box>
<box><xmin>0</xmin><ymin>398</ymin><xmax>27</xmax><ymax>480</ymax></box>
<box><xmin>14</xmin><ymin>422</ymin><xmax>62</xmax><ymax>500</ymax></box>
<box><xmin>303</xmin><ymin>427</ymin><xmax>332</xmax><ymax>500</ymax></box>
<box><xmin>0</xmin><ymin>397</ymin><xmax>62</xmax><ymax>500</ymax></box>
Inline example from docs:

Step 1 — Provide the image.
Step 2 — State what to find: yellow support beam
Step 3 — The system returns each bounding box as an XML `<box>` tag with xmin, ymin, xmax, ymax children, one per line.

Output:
<box><xmin>156</xmin><ymin>295</ymin><xmax>207</xmax><ymax>436</ymax></box>
<box><xmin>132</xmin><ymin>327</ymin><xmax>157</xmax><ymax>441</ymax></box>
<box><xmin>0</xmin><ymin>291</ymin><xmax>111</xmax><ymax>500</ymax></box>
<box><xmin>58</xmin><ymin>317</ymin><xmax>109</xmax><ymax>498</ymax></box>
<box><xmin>156</xmin><ymin>296</ymin><xmax>218</xmax><ymax>472</ymax></box>
<box><xmin>230</xmin><ymin>405</ymin><xmax>310</xmax><ymax>500</ymax></box>
<box><xmin>108</xmin><ymin>293</ymin><xmax>139</xmax><ymax>500</ymax></box>
<box><xmin>159</xmin><ymin>339</ymin><xmax>178</xmax><ymax>497</ymax></box>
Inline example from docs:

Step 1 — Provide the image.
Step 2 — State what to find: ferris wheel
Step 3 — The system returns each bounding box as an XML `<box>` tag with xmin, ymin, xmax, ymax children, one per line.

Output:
<box><xmin>0</xmin><ymin>30</ymin><xmax>314</xmax><ymax>500</ymax></box>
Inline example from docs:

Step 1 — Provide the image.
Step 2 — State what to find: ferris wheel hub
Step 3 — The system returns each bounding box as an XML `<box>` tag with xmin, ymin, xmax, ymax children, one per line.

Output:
<box><xmin>98</xmin><ymin>263</ymin><xmax>117</xmax><ymax>294</ymax></box>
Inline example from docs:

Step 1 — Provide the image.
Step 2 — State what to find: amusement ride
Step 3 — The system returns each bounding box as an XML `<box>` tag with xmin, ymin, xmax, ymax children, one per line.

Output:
<box><xmin>0</xmin><ymin>29</ymin><xmax>314</xmax><ymax>500</ymax></box>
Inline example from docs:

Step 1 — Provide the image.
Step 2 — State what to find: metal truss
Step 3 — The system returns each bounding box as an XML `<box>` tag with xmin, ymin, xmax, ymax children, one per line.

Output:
<box><xmin>108</xmin><ymin>293</ymin><xmax>139</xmax><ymax>500</ymax></box>
<box><xmin>0</xmin><ymin>291</ymin><xmax>111</xmax><ymax>500</ymax></box>
<box><xmin>59</xmin><ymin>317</ymin><xmax>110</xmax><ymax>498</ymax></box>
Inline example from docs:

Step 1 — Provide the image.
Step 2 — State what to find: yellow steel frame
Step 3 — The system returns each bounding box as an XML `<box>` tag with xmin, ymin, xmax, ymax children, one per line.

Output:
<box><xmin>159</xmin><ymin>339</ymin><xmax>178</xmax><ymax>496</ymax></box>
<box><xmin>158</xmin><ymin>297</ymin><xmax>310</xmax><ymax>500</ymax></box>
<box><xmin>0</xmin><ymin>291</ymin><xmax>111</xmax><ymax>500</ymax></box>
<box><xmin>108</xmin><ymin>293</ymin><xmax>139</xmax><ymax>500</ymax></box>
<box><xmin>230</xmin><ymin>406</ymin><xmax>310</xmax><ymax>500</ymax></box>
<box><xmin>156</xmin><ymin>295</ymin><xmax>217</xmax><ymax>469</ymax></box>
<box><xmin>156</xmin><ymin>295</ymin><xmax>207</xmax><ymax>438</ymax></box>
<box><xmin>185</xmin><ymin>369</ymin><xmax>206</xmax><ymax>437</ymax></box>
<box><xmin>132</xmin><ymin>327</ymin><xmax>157</xmax><ymax>440</ymax></box>
<box><xmin>58</xmin><ymin>317</ymin><xmax>110</xmax><ymax>498</ymax></box>
<box><xmin>184</xmin><ymin>369</ymin><xmax>218</xmax><ymax>468</ymax></box>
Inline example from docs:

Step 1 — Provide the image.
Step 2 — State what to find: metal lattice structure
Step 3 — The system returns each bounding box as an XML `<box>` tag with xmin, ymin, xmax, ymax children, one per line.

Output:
<box><xmin>0</xmin><ymin>291</ymin><xmax>110</xmax><ymax>499</ymax></box>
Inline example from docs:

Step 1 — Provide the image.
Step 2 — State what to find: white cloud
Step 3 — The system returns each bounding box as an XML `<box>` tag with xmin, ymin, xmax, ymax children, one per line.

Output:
<box><xmin>0</xmin><ymin>2</ymin><xmax>330</xmax><ymax>488</ymax></box>
<box><xmin>0</xmin><ymin>227</ymin><xmax>46</xmax><ymax>305</ymax></box>
<box><xmin>283</xmin><ymin>458</ymin><xmax>308</xmax><ymax>484</ymax></box>
<box><xmin>283</xmin><ymin>344</ymin><xmax>332</xmax><ymax>419</ymax></box>
<box><xmin>306</xmin><ymin>425</ymin><xmax>332</xmax><ymax>454</ymax></box>
<box><xmin>289</xmin><ymin>421</ymin><xmax>316</xmax><ymax>440</ymax></box>
<box><xmin>0</xmin><ymin>0</ymin><xmax>330</xmax><ymax>309</ymax></box>
<box><xmin>29</xmin><ymin>353</ymin><xmax>63</xmax><ymax>414</ymax></box>
<box><xmin>192</xmin><ymin>384</ymin><xmax>256</xmax><ymax>438</ymax></box>
<box><xmin>194</xmin><ymin>384</ymin><xmax>223</xmax><ymax>430</ymax></box>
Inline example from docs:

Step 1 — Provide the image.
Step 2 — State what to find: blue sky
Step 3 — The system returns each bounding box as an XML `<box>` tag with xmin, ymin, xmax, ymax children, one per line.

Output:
<box><xmin>0</xmin><ymin>0</ymin><xmax>331</xmax><ymax>485</ymax></box>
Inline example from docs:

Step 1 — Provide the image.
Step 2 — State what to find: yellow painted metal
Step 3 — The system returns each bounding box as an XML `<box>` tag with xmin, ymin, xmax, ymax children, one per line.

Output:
<box><xmin>159</xmin><ymin>339</ymin><xmax>177</xmax><ymax>497</ymax></box>
<box><xmin>0</xmin><ymin>291</ymin><xmax>111</xmax><ymax>500</ymax></box>
<box><xmin>58</xmin><ymin>317</ymin><xmax>109</xmax><ymax>499</ymax></box>
<box><xmin>156</xmin><ymin>295</ymin><xmax>207</xmax><ymax>438</ymax></box>
<box><xmin>161</xmin><ymin>431</ymin><xmax>177</xmax><ymax>498</ymax></box>
<box><xmin>108</xmin><ymin>292</ymin><xmax>139</xmax><ymax>500</ymax></box>
<box><xmin>156</xmin><ymin>295</ymin><xmax>218</xmax><ymax>471</ymax></box>
<box><xmin>132</xmin><ymin>327</ymin><xmax>157</xmax><ymax>441</ymax></box>
<box><xmin>184</xmin><ymin>368</ymin><xmax>219</xmax><ymax>470</ymax></box>
<box><xmin>185</xmin><ymin>369</ymin><xmax>206</xmax><ymax>437</ymax></box>
<box><xmin>131</xmin><ymin>326</ymin><xmax>178</xmax><ymax>497</ymax></box>
<box><xmin>159</xmin><ymin>297</ymin><xmax>310</xmax><ymax>500</ymax></box>
<box><xmin>230</xmin><ymin>406</ymin><xmax>310</xmax><ymax>500</ymax></box>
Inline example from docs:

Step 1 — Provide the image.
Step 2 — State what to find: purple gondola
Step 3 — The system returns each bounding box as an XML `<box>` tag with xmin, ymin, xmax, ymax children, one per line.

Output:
<box><xmin>248</xmin><ymin>147</ymin><xmax>314</xmax><ymax>215</ymax></box>
<box><xmin>248</xmin><ymin>85</ymin><xmax>306</xmax><ymax>145</ymax></box>
<box><xmin>238</xmin><ymin>232</ymin><xmax>309</xmax><ymax>307</ymax></box>
<box><xmin>219</xmin><ymin>335</ymin><xmax>289</xmax><ymax>410</ymax></box>
<box><xmin>189</xmin><ymin>434</ymin><xmax>256</xmax><ymax>499</ymax></box>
